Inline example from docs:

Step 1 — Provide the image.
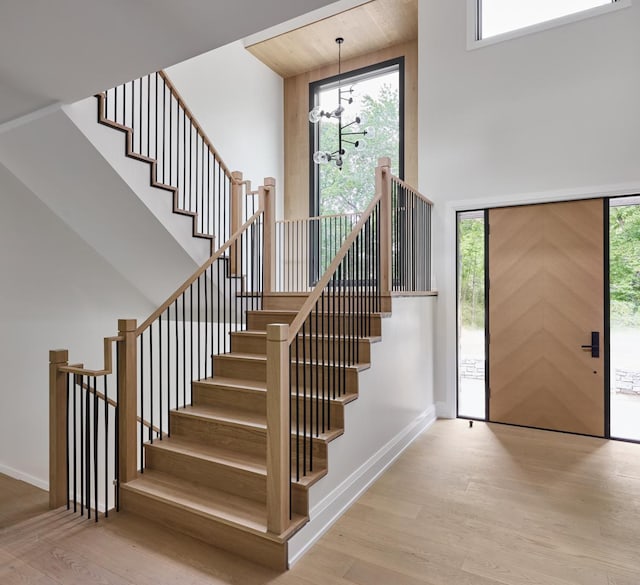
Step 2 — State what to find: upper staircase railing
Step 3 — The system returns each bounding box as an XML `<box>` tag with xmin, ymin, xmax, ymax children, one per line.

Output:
<box><xmin>275</xmin><ymin>212</ymin><xmax>362</xmax><ymax>292</ymax></box>
<box><xmin>98</xmin><ymin>71</ymin><xmax>239</xmax><ymax>247</ymax></box>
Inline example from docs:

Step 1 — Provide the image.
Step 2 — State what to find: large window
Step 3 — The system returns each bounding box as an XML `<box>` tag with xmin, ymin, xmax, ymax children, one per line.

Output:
<box><xmin>478</xmin><ymin>0</ymin><xmax>619</xmax><ymax>40</ymax></box>
<box><xmin>309</xmin><ymin>59</ymin><xmax>404</xmax><ymax>217</ymax></box>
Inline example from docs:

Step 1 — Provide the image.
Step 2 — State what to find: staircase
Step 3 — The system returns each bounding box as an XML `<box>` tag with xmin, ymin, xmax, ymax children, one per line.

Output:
<box><xmin>47</xmin><ymin>69</ymin><xmax>434</xmax><ymax>572</ymax></box>
<box><xmin>118</xmin><ymin>294</ymin><xmax>384</xmax><ymax>569</ymax></box>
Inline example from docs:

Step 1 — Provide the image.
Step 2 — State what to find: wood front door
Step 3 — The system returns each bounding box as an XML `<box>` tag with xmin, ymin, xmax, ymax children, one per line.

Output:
<box><xmin>488</xmin><ymin>199</ymin><xmax>605</xmax><ymax>436</ymax></box>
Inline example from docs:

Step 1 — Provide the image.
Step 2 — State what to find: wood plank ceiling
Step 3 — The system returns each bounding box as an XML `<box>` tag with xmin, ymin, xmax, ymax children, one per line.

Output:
<box><xmin>245</xmin><ymin>0</ymin><xmax>418</xmax><ymax>78</ymax></box>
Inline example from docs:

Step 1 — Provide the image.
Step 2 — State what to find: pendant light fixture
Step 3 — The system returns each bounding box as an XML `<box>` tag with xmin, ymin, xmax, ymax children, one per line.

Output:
<box><xmin>309</xmin><ymin>37</ymin><xmax>371</xmax><ymax>169</ymax></box>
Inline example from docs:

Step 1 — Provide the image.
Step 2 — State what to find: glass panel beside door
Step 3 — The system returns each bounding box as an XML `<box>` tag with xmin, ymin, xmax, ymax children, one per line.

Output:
<box><xmin>457</xmin><ymin>210</ymin><xmax>487</xmax><ymax>420</ymax></box>
<box><xmin>609</xmin><ymin>195</ymin><xmax>640</xmax><ymax>442</ymax></box>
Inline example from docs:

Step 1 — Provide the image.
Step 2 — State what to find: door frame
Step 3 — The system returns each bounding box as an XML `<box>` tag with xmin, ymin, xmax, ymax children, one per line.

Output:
<box><xmin>456</xmin><ymin>197</ymin><xmax>616</xmax><ymax>439</ymax></box>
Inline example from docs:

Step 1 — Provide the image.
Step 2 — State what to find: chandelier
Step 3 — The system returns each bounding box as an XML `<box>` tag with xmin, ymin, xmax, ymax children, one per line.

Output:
<box><xmin>309</xmin><ymin>37</ymin><xmax>371</xmax><ymax>169</ymax></box>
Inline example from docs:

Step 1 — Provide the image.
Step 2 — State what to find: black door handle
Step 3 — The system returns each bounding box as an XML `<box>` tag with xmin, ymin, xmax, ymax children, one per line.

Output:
<box><xmin>581</xmin><ymin>331</ymin><xmax>600</xmax><ymax>358</ymax></box>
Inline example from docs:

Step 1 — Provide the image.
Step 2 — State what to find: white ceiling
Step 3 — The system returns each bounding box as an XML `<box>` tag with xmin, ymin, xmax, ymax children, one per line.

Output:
<box><xmin>0</xmin><ymin>0</ymin><xmax>341</xmax><ymax>125</ymax></box>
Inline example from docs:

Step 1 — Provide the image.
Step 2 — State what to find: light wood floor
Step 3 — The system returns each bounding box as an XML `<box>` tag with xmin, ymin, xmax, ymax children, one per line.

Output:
<box><xmin>0</xmin><ymin>474</ymin><xmax>48</xmax><ymax>529</ymax></box>
<box><xmin>2</xmin><ymin>420</ymin><xmax>640</xmax><ymax>584</ymax></box>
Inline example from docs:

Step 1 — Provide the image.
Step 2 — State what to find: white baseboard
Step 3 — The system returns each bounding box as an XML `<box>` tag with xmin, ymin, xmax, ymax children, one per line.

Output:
<box><xmin>287</xmin><ymin>405</ymin><xmax>436</xmax><ymax>567</ymax></box>
<box><xmin>0</xmin><ymin>463</ymin><xmax>48</xmax><ymax>491</ymax></box>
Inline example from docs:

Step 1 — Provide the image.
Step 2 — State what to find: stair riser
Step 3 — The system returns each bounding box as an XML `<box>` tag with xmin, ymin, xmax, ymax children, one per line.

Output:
<box><xmin>291</xmin><ymin>398</ymin><xmax>344</xmax><ymax>430</ymax></box>
<box><xmin>262</xmin><ymin>294</ymin><xmax>308</xmax><ymax>311</ymax></box>
<box><xmin>170</xmin><ymin>412</ymin><xmax>331</xmax><ymax>466</ymax></box>
<box><xmin>192</xmin><ymin>384</ymin><xmax>345</xmax><ymax>427</ymax></box>
<box><xmin>144</xmin><ymin>445</ymin><xmax>267</xmax><ymax>504</ymax></box>
<box><xmin>120</xmin><ymin>488</ymin><xmax>288</xmax><ymax>571</ymax></box>
<box><xmin>170</xmin><ymin>413</ymin><xmax>266</xmax><ymax>457</ymax></box>
<box><xmin>260</xmin><ymin>294</ymin><xmax>391</xmax><ymax>313</ymax></box>
<box><xmin>213</xmin><ymin>356</ymin><xmax>265</xmax><ymax>382</ymax></box>
<box><xmin>231</xmin><ymin>333</ymin><xmax>372</xmax><ymax>364</ymax></box>
<box><xmin>290</xmin><ymin>363</ymin><xmax>359</xmax><ymax>395</ymax></box>
<box><xmin>291</xmin><ymin>337</ymin><xmax>371</xmax><ymax>365</ymax></box>
<box><xmin>192</xmin><ymin>384</ymin><xmax>265</xmax><ymax>412</ymax></box>
<box><xmin>143</xmin><ymin>444</ymin><xmax>313</xmax><ymax>517</ymax></box>
<box><xmin>247</xmin><ymin>312</ymin><xmax>382</xmax><ymax>336</ymax></box>
<box><xmin>211</xmin><ymin>357</ymin><xmax>360</xmax><ymax>393</ymax></box>
<box><xmin>230</xmin><ymin>333</ymin><xmax>267</xmax><ymax>355</ymax></box>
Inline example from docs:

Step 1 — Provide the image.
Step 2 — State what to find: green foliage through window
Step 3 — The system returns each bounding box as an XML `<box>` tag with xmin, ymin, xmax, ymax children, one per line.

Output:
<box><xmin>610</xmin><ymin>204</ymin><xmax>640</xmax><ymax>327</ymax></box>
<box><xmin>458</xmin><ymin>217</ymin><xmax>485</xmax><ymax>329</ymax></box>
<box><xmin>316</xmin><ymin>68</ymin><xmax>400</xmax><ymax>216</ymax></box>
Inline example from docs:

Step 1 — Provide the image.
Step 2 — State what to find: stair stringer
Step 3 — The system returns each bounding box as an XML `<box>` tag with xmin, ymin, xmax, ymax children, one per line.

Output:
<box><xmin>0</xmin><ymin>107</ymin><xmax>203</xmax><ymax>306</ymax></box>
<box><xmin>286</xmin><ymin>295</ymin><xmax>438</xmax><ymax>565</ymax></box>
<box><xmin>64</xmin><ymin>96</ymin><xmax>211</xmax><ymax>266</ymax></box>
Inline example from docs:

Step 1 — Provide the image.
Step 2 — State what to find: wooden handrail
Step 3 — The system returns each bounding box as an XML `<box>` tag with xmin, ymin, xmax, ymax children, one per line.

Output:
<box><xmin>58</xmin><ymin>336</ymin><xmax>123</xmax><ymax>377</ymax></box>
<box><xmin>136</xmin><ymin>205</ymin><xmax>264</xmax><ymax>335</ymax></box>
<box><xmin>390</xmin><ymin>174</ymin><xmax>434</xmax><ymax>206</ymax></box>
<box><xmin>286</xmin><ymin>188</ymin><xmax>385</xmax><ymax>345</ymax></box>
<box><xmin>158</xmin><ymin>71</ymin><xmax>236</xmax><ymax>183</ymax></box>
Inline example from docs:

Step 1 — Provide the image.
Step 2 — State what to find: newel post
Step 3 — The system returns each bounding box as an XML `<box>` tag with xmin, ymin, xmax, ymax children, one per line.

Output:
<box><xmin>376</xmin><ymin>156</ymin><xmax>392</xmax><ymax>296</ymax></box>
<box><xmin>262</xmin><ymin>177</ymin><xmax>276</xmax><ymax>294</ymax></box>
<box><xmin>49</xmin><ymin>349</ymin><xmax>69</xmax><ymax>509</ymax></box>
<box><xmin>230</xmin><ymin>171</ymin><xmax>243</xmax><ymax>275</ymax></box>
<box><xmin>118</xmin><ymin>319</ymin><xmax>138</xmax><ymax>484</ymax></box>
<box><xmin>266</xmin><ymin>323</ymin><xmax>290</xmax><ymax>534</ymax></box>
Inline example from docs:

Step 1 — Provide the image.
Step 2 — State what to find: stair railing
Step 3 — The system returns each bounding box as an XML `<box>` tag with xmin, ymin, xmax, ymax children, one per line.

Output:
<box><xmin>274</xmin><ymin>212</ymin><xmax>363</xmax><ymax>293</ymax></box>
<box><xmin>391</xmin><ymin>176</ymin><xmax>433</xmax><ymax>292</ymax></box>
<box><xmin>49</xmin><ymin>178</ymin><xmax>274</xmax><ymax>515</ymax></box>
<box><xmin>265</xmin><ymin>157</ymin><xmax>433</xmax><ymax>534</ymax></box>
<box><xmin>98</xmin><ymin>71</ymin><xmax>240</xmax><ymax>248</ymax></box>
<box><xmin>49</xmin><ymin>340</ymin><xmax>122</xmax><ymax>520</ymax></box>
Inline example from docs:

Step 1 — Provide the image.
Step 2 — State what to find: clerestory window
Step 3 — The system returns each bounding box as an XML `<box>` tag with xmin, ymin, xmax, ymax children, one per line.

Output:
<box><xmin>478</xmin><ymin>0</ymin><xmax>622</xmax><ymax>40</ymax></box>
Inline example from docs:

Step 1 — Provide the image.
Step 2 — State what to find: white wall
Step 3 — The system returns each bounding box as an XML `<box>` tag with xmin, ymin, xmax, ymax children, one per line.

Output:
<box><xmin>0</xmin><ymin>163</ymin><xmax>153</xmax><ymax>487</ymax></box>
<box><xmin>288</xmin><ymin>296</ymin><xmax>436</xmax><ymax>565</ymax></box>
<box><xmin>419</xmin><ymin>1</ymin><xmax>640</xmax><ymax>416</ymax></box>
<box><xmin>166</xmin><ymin>41</ymin><xmax>285</xmax><ymax>218</ymax></box>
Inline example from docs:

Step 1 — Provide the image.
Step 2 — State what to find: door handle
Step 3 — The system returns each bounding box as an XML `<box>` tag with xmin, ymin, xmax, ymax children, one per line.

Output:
<box><xmin>581</xmin><ymin>331</ymin><xmax>600</xmax><ymax>358</ymax></box>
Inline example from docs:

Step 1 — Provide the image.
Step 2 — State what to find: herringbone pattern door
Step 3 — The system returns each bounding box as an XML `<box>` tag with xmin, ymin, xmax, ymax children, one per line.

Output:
<box><xmin>488</xmin><ymin>199</ymin><xmax>605</xmax><ymax>436</ymax></box>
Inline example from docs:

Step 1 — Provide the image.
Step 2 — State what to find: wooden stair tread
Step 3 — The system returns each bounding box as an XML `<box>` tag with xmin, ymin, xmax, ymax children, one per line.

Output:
<box><xmin>176</xmin><ymin>404</ymin><xmax>266</xmax><ymax>428</ymax></box>
<box><xmin>175</xmin><ymin>404</ymin><xmax>343</xmax><ymax>443</ymax></box>
<box><xmin>218</xmin><ymin>351</ymin><xmax>371</xmax><ymax>371</ymax></box>
<box><xmin>123</xmin><ymin>470</ymin><xmax>306</xmax><ymax>540</ymax></box>
<box><xmin>195</xmin><ymin>376</ymin><xmax>266</xmax><ymax>391</ymax></box>
<box><xmin>145</xmin><ymin>436</ymin><xmax>265</xmax><ymax>474</ymax></box>
<box><xmin>195</xmin><ymin>375</ymin><xmax>358</xmax><ymax>405</ymax></box>
<box><xmin>145</xmin><ymin>436</ymin><xmax>329</xmax><ymax>487</ymax></box>
<box><xmin>232</xmin><ymin>329</ymin><xmax>382</xmax><ymax>343</ymax></box>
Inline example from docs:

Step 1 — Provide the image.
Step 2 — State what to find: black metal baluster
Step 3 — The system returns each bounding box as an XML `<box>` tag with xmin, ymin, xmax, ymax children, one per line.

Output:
<box><xmin>104</xmin><ymin>375</ymin><xmax>108</xmax><ymax>517</ymax></box>
<box><xmin>166</xmin><ymin>307</ymin><xmax>170</xmax><ymax>435</ymax></box>
<box><xmin>146</xmin><ymin>75</ymin><xmax>151</xmax><ymax>159</ymax></box>
<box><xmin>174</xmin><ymin>299</ymin><xmax>179</xmax><ymax>411</ymax></box>
<box><xmin>190</xmin><ymin>284</ymin><xmax>194</xmax><ymax>401</ymax></box>
<box><xmin>93</xmin><ymin>376</ymin><xmax>98</xmax><ymax>521</ymax></box>
<box><xmin>197</xmin><ymin>276</ymin><xmax>201</xmax><ymax>379</ymax></box>
<box><xmin>183</xmin><ymin>292</ymin><xmax>186</xmax><ymax>407</ymax></box>
<box><xmin>80</xmin><ymin>376</ymin><xmax>85</xmax><ymax>515</ymax></box>
<box><xmin>150</xmin><ymin>323</ymin><xmax>154</xmax><ymax>444</ymax></box>
<box><xmin>295</xmin><ymin>328</ymin><xmax>300</xmax><ymax>481</ymax></box>
<box><xmin>204</xmin><ymin>269</ymin><xmax>209</xmax><ymax>379</ymax></box>
<box><xmin>159</xmin><ymin>314</ymin><xmax>163</xmax><ymax>440</ymax></box>
<box><xmin>65</xmin><ymin>374</ymin><xmax>70</xmax><ymax>510</ymax></box>
<box><xmin>115</xmin><ymin>345</ymin><xmax>120</xmax><ymax>511</ymax></box>
<box><xmin>140</xmin><ymin>333</ymin><xmax>144</xmax><ymax>472</ymax></box>
<box><xmin>73</xmin><ymin>374</ymin><xmax>77</xmax><ymax>512</ymax></box>
<box><xmin>85</xmin><ymin>375</ymin><xmax>90</xmax><ymax>519</ymax></box>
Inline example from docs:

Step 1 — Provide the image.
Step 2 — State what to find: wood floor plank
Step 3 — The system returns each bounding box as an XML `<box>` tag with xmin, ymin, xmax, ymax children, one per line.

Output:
<box><xmin>2</xmin><ymin>421</ymin><xmax>640</xmax><ymax>585</ymax></box>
